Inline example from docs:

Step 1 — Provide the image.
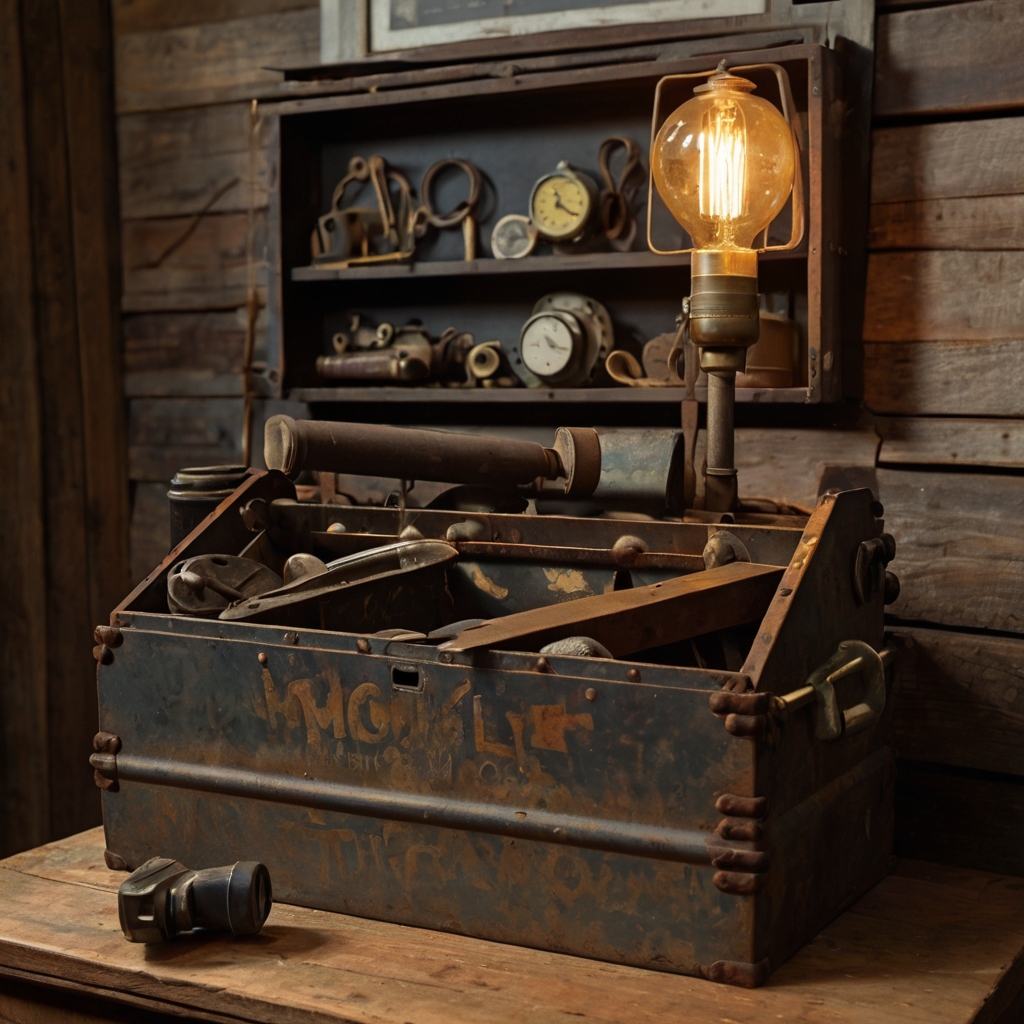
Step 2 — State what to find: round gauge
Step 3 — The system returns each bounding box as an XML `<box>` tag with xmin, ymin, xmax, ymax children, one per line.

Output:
<box><xmin>491</xmin><ymin>214</ymin><xmax>538</xmax><ymax>260</ymax></box>
<box><xmin>520</xmin><ymin>312</ymin><xmax>582</xmax><ymax>380</ymax></box>
<box><xmin>529</xmin><ymin>163</ymin><xmax>596</xmax><ymax>242</ymax></box>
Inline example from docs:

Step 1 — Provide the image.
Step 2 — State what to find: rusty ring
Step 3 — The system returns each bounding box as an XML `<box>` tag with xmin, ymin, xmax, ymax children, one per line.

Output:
<box><xmin>420</xmin><ymin>158</ymin><xmax>482</xmax><ymax>229</ymax></box>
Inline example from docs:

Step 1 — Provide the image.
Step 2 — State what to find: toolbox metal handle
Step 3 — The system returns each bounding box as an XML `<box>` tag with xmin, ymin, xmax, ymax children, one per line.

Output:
<box><xmin>779</xmin><ymin>641</ymin><xmax>889</xmax><ymax>741</ymax></box>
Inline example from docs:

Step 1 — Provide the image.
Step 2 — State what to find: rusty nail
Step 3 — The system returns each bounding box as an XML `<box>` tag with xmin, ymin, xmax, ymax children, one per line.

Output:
<box><xmin>284</xmin><ymin>632</ymin><xmax>299</xmax><ymax>645</ymax></box>
<box><xmin>627</xmin><ymin>668</ymin><xmax>641</xmax><ymax>682</ymax></box>
<box><xmin>94</xmin><ymin>625</ymin><xmax>123</xmax><ymax>648</ymax></box>
<box><xmin>93</xmin><ymin>644</ymin><xmax>114</xmax><ymax>666</ymax></box>
<box><xmin>258</xmin><ymin>652</ymin><xmax>268</xmax><ymax>665</ymax></box>
<box><xmin>585</xmin><ymin>687</ymin><xmax>597</xmax><ymax>702</ymax></box>
<box><xmin>357</xmin><ymin>638</ymin><xmax>371</xmax><ymax>653</ymax></box>
<box><xmin>535</xmin><ymin>657</ymin><xmax>551</xmax><ymax>673</ymax></box>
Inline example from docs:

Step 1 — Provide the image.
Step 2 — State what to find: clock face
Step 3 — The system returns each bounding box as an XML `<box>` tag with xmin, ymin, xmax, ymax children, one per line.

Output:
<box><xmin>491</xmin><ymin>214</ymin><xmax>537</xmax><ymax>259</ymax></box>
<box><xmin>530</xmin><ymin>174</ymin><xmax>591</xmax><ymax>241</ymax></box>
<box><xmin>521</xmin><ymin>314</ymin><xmax>576</xmax><ymax>378</ymax></box>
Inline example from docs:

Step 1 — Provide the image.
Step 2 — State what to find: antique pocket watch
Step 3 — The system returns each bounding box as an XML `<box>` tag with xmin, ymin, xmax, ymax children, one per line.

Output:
<box><xmin>528</xmin><ymin>161</ymin><xmax>600</xmax><ymax>243</ymax></box>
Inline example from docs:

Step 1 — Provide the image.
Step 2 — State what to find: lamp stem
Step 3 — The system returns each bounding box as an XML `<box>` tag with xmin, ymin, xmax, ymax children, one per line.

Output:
<box><xmin>705</xmin><ymin>370</ymin><xmax>738</xmax><ymax>512</ymax></box>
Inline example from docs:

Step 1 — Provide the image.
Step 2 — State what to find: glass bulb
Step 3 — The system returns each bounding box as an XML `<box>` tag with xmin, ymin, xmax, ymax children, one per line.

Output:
<box><xmin>652</xmin><ymin>70</ymin><xmax>796</xmax><ymax>251</ymax></box>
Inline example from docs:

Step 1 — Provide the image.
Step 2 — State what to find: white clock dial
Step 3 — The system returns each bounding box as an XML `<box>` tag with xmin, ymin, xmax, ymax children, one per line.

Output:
<box><xmin>521</xmin><ymin>315</ymin><xmax>576</xmax><ymax>377</ymax></box>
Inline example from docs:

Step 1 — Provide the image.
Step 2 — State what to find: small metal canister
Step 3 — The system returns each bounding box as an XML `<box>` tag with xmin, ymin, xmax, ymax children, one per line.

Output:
<box><xmin>167</xmin><ymin>465</ymin><xmax>249</xmax><ymax>548</ymax></box>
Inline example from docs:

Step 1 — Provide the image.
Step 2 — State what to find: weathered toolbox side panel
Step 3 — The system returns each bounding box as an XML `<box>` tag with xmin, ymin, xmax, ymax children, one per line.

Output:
<box><xmin>99</xmin><ymin>623</ymin><xmax>757</xmax><ymax>972</ymax></box>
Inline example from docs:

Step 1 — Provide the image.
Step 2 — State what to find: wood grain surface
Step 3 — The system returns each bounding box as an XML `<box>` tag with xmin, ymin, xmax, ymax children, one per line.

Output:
<box><xmin>875</xmin><ymin>0</ymin><xmax>1024</xmax><ymax>117</ymax></box>
<box><xmin>2</xmin><ymin>830</ymin><xmax>1024</xmax><ymax>1024</ymax></box>
<box><xmin>115</xmin><ymin>9</ymin><xmax>319</xmax><ymax>113</ymax></box>
<box><xmin>878</xmin><ymin>417</ymin><xmax>1024</xmax><ymax>469</ymax></box>
<box><xmin>890</xmin><ymin>626</ymin><xmax>1024</xmax><ymax>777</ymax></box>
<box><xmin>864</xmin><ymin>251</ymin><xmax>1024</xmax><ymax>342</ymax></box>
<box><xmin>878</xmin><ymin>468</ymin><xmax>1024</xmax><ymax>634</ymax></box>
<box><xmin>864</xmin><ymin>340</ymin><xmax>1024</xmax><ymax>417</ymax></box>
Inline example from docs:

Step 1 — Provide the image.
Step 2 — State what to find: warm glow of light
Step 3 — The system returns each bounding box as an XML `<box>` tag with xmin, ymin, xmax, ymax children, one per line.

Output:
<box><xmin>652</xmin><ymin>71</ymin><xmax>795</xmax><ymax>251</ymax></box>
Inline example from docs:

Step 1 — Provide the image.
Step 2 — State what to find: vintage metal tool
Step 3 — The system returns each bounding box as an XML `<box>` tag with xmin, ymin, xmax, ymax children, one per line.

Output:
<box><xmin>118</xmin><ymin>857</ymin><xmax>272</xmax><ymax>943</ymax></box>
<box><xmin>415</xmin><ymin>158</ymin><xmax>482</xmax><ymax>261</ymax></box>
<box><xmin>598</xmin><ymin>135</ymin><xmax>643</xmax><ymax>251</ymax></box>
<box><xmin>167</xmin><ymin>555</ymin><xmax>282</xmax><ymax>616</ymax></box>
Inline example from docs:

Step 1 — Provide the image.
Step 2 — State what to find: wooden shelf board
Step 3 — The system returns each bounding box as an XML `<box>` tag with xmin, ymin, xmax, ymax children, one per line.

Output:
<box><xmin>288</xmin><ymin>385</ymin><xmax>813</xmax><ymax>404</ymax></box>
<box><xmin>291</xmin><ymin>247</ymin><xmax>806</xmax><ymax>282</ymax></box>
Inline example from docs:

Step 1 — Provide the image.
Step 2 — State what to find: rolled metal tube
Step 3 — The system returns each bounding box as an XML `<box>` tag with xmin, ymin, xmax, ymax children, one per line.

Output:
<box><xmin>705</xmin><ymin>371</ymin><xmax>738</xmax><ymax>512</ymax></box>
<box><xmin>264</xmin><ymin>415</ymin><xmax>563</xmax><ymax>486</ymax></box>
<box><xmin>706</xmin><ymin>372</ymin><xmax>735</xmax><ymax>472</ymax></box>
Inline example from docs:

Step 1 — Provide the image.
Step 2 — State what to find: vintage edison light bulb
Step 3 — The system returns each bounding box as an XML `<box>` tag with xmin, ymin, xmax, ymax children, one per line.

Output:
<box><xmin>651</xmin><ymin>64</ymin><xmax>797</xmax><ymax>512</ymax></box>
<box><xmin>651</xmin><ymin>67</ymin><xmax>796</xmax><ymax>254</ymax></box>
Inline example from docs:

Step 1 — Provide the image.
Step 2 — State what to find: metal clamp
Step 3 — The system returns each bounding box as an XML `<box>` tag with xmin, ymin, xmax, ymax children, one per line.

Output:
<box><xmin>802</xmin><ymin>640</ymin><xmax>886</xmax><ymax>741</ymax></box>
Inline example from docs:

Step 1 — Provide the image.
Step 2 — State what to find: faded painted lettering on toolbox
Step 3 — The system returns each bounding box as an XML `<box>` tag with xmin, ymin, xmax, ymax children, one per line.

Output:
<box><xmin>474</xmin><ymin>694</ymin><xmax>593</xmax><ymax>761</ymax></box>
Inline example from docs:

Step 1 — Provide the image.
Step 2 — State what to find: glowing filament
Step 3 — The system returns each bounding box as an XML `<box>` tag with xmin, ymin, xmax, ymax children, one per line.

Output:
<box><xmin>699</xmin><ymin>101</ymin><xmax>747</xmax><ymax>240</ymax></box>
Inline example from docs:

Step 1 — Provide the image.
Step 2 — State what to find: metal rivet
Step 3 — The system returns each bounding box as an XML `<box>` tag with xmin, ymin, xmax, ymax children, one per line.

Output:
<box><xmin>779</xmin><ymin>588</ymin><xmax>792</xmax><ymax>597</ymax></box>
<box><xmin>440</xmin><ymin>652</ymin><xmax>452</xmax><ymax>663</ymax></box>
<box><xmin>284</xmin><ymin>632</ymin><xmax>299</xmax><ymax>645</ymax></box>
<box><xmin>535</xmin><ymin>657</ymin><xmax>551</xmax><ymax>673</ymax></box>
<box><xmin>627</xmin><ymin>669</ymin><xmax>641</xmax><ymax>683</ymax></box>
<box><xmin>585</xmin><ymin>687</ymin><xmax>597</xmax><ymax>702</ymax></box>
<box><xmin>258</xmin><ymin>652</ymin><xmax>268</xmax><ymax>664</ymax></box>
<box><xmin>357</xmin><ymin>638</ymin><xmax>371</xmax><ymax>653</ymax></box>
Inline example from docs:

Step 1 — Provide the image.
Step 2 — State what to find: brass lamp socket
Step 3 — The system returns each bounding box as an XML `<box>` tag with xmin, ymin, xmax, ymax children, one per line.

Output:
<box><xmin>689</xmin><ymin>250</ymin><xmax>760</xmax><ymax>363</ymax></box>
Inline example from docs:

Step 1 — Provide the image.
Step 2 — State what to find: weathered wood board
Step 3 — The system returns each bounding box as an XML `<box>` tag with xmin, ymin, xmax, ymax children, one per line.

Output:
<box><xmin>2</xmin><ymin>829</ymin><xmax>1024</xmax><ymax>1024</ymax></box>
<box><xmin>870</xmin><ymin>194</ymin><xmax>1024</xmax><ymax>251</ymax></box>
<box><xmin>895</xmin><ymin>763</ymin><xmax>1024</xmax><ymax>880</ymax></box>
<box><xmin>115</xmin><ymin>9</ymin><xmax>319</xmax><ymax>113</ymax></box>
<box><xmin>875</xmin><ymin>0</ymin><xmax>1024</xmax><ymax>117</ymax></box>
<box><xmin>121</xmin><ymin>210</ymin><xmax>266</xmax><ymax>313</ymax></box>
<box><xmin>123</xmin><ymin>309</ymin><xmax>265</xmax><ymax>397</ymax></box>
<box><xmin>878</xmin><ymin>416</ymin><xmax>1024</xmax><ymax>469</ymax></box>
<box><xmin>865</xmin><ymin>340</ymin><xmax>1024</xmax><ymax>417</ymax></box>
<box><xmin>890</xmin><ymin>626</ymin><xmax>1024</xmax><ymax>778</ymax></box>
<box><xmin>871</xmin><ymin>118</ymin><xmax>1024</xmax><ymax>204</ymax></box>
<box><xmin>129</xmin><ymin>482</ymin><xmax>171</xmax><ymax>586</ymax></box>
<box><xmin>118</xmin><ymin>102</ymin><xmax>271</xmax><ymax>219</ymax></box>
<box><xmin>128</xmin><ymin>397</ymin><xmax>244</xmax><ymax>480</ymax></box>
<box><xmin>864</xmin><ymin>252</ymin><xmax>1024</xmax><ymax>342</ymax></box>
<box><xmin>112</xmin><ymin>0</ymin><xmax>316</xmax><ymax>36</ymax></box>
<box><xmin>878</xmin><ymin>467</ymin><xmax>1024</xmax><ymax>634</ymax></box>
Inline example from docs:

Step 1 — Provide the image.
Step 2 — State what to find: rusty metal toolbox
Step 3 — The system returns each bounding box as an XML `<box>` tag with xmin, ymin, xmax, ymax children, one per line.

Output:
<box><xmin>93</xmin><ymin>469</ymin><xmax>895</xmax><ymax>987</ymax></box>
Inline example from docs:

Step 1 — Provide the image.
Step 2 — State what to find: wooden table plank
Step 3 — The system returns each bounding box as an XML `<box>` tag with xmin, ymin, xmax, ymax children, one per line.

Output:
<box><xmin>1</xmin><ymin>829</ymin><xmax>1023</xmax><ymax>1024</ymax></box>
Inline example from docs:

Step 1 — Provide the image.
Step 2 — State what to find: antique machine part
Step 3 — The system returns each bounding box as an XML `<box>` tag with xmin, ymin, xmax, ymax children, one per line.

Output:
<box><xmin>311</xmin><ymin>155</ymin><xmax>417</xmax><ymax>268</ymax></box>
<box><xmin>316</xmin><ymin>323</ymin><xmax>433</xmax><ymax>382</ymax></box>
<box><xmin>167</xmin><ymin>465</ymin><xmax>249</xmax><ymax>548</ymax></box>
<box><xmin>167</xmin><ymin>554</ymin><xmax>282</xmax><ymax>616</ymax></box>
<box><xmin>650</xmin><ymin>61</ymin><xmax>805</xmax><ymax>511</ymax></box>
<box><xmin>598</xmin><ymin>136</ymin><xmax>644</xmax><ymax>252</ymax></box>
<box><xmin>465</xmin><ymin>340</ymin><xmax>504</xmax><ymax>382</ymax></box>
<box><xmin>510</xmin><ymin>293</ymin><xmax>613</xmax><ymax>388</ymax></box>
<box><xmin>118</xmin><ymin>857</ymin><xmax>272</xmax><ymax>943</ymax></box>
<box><xmin>331</xmin><ymin>314</ymin><xmax>395</xmax><ymax>352</ymax></box>
<box><xmin>491</xmin><ymin>214</ymin><xmax>537</xmax><ymax>259</ymax></box>
<box><xmin>264</xmin><ymin>416</ymin><xmax>603</xmax><ymax>498</ymax></box>
<box><xmin>415</xmin><ymin>158</ymin><xmax>482</xmax><ymax>261</ymax></box>
<box><xmin>529</xmin><ymin>160</ymin><xmax>600</xmax><ymax>243</ymax></box>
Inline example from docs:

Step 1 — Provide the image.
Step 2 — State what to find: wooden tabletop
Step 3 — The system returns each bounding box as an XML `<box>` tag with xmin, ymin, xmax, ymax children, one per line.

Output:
<box><xmin>0</xmin><ymin>829</ymin><xmax>1022</xmax><ymax>1024</ymax></box>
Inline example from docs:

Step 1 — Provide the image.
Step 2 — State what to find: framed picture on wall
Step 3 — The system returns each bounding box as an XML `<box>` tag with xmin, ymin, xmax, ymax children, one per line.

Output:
<box><xmin>367</xmin><ymin>0</ymin><xmax>766</xmax><ymax>52</ymax></box>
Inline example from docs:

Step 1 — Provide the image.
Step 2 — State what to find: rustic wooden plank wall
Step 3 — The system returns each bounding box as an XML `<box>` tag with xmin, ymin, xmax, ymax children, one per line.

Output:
<box><xmin>871</xmin><ymin>0</ymin><xmax>1024</xmax><ymax>874</ymax></box>
<box><xmin>112</xmin><ymin>0</ymin><xmax>1024</xmax><ymax>874</ymax></box>
<box><xmin>1</xmin><ymin>0</ymin><xmax>130</xmax><ymax>856</ymax></box>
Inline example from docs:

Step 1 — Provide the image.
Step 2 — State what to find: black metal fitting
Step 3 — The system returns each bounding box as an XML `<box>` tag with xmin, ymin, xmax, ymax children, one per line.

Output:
<box><xmin>118</xmin><ymin>857</ymin><xmax>272</xmax><ymax>943</ymax></box>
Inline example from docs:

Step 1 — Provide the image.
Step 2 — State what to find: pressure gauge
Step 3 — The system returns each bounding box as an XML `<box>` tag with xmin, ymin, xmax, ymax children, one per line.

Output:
<box><xmin>510</xmin><ymin>293</ymin><xmax>614</xmax><ymax>388</ymax></box>
<box><xmin>520</xmin><ymin>312</ymin><xmax>582</xmax><ymax>381</ymax></box>
<box><xmin>528</xmin><ymin>161</ymin><xmax>599</xmax><ymax>243</ymax></box>
<box><xmin>491</xmin><ymin>214</ymin><xmax>538</xmax><ymax>259</ymax></box>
